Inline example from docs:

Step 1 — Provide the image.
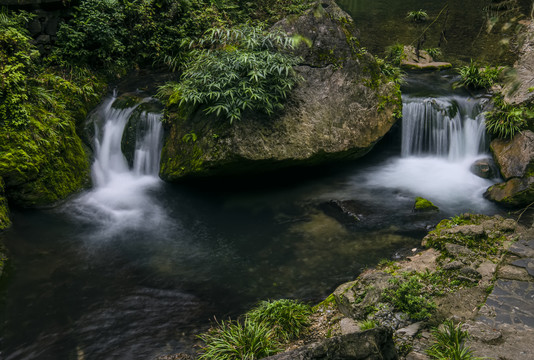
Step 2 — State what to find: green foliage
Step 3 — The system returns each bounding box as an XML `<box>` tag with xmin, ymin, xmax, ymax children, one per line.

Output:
<box><xmin>425</xmin><ymin>47</ymin><xmax>442</xmax><ymax>59</ymax></box>
<box><xmin>457</xmin><ymin>61</ymin><xmax>502</xmax><ymax>90</ymax></box>
<box><xmin>158</xmin><ymin>24</ymin><xmax>302</xmax><ymax>123</ymax></box>
<box><xmin>198</xmin><ymin>318</ymin><xmax>281</xmax><ymax>360</ymax></box>
<box><xmin>360</xmin><ymin>319</ymin><xmax>377</xmax><ymax>330</ymax></box>
<box><xmin>383</xmin><ymin>273</ymin><xmax>436</xmax><ymax>320</ymax></box>
<box><xmin>0</xmin><ymin>9</ymin><xmax>105</xmax><ymax>207</ymax></box>
<box><xmin>0</xmin><ymin>9</ymin><xmax>38</xmax><ymax>127</ymax></box>
<box><xmin>407</xmin><ymin>9</ymin><xmax>428</xmax><ymax>23</ymax></box>
<box><xmin>484</xmin><ymin>95</ymin><xmax>530</xmax><ymax>139</ymax></box>
<box><xmin>246</xmin><ymin>299</ymin><xmax>312</xmax><ymax>342</ymax></box>
<box><xmin>427</xmin><ymin>320</ymin><xmax>485</xmax><ymax>360</ymax></box>
<box><xmin>385</xmin><ymin>43</ymin><xmax>405</xmax><ymax>66</ymax></box>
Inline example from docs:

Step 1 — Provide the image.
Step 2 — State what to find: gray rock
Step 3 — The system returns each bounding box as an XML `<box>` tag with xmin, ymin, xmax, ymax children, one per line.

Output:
<box><xmin>264</xmin><ymin>327</ymin><xmax>397</xmax><ymax>360</ymax></box>
<box><xmin>159</xmin><ymin>0</ymin><xmax>400</xmax><ymax>180</ymax></box>
<box><xmin>470</xmin><ymin>158</ymin><xmax>499</xmax><ymax>179</ymax></box>
<box><xmin>397</xmin><ymin>322</ymin><xmax>422</xmax><ymax>338</ymax></box>
<box><xmin>445</xmin><ymin>243</ymin><xmax>475</xmax><ymax>258</ymax></box>
<box><xmin>490</xmin><ymin>131</ymin><xmax>534</xmax><ymax>180</ymax></box>
<box><xmin>340</xmin><ymin>317</ymin><xmax>360</xmax><ymax>335</ymax></box>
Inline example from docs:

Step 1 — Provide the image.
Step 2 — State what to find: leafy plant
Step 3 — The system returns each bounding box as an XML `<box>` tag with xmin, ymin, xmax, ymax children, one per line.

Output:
<box><xmin>385</xmin><ymin>43</ymin><xmax>405</xmax><ymax>66</ymax></box>
<box><xmin>246</xmin><ymin>299</ymin><xmax>312</xmax><ymax>342</ymax></box>
<box><xmin>427</xmin><ymin>320</ymin><xmax>485</xmax><ymax>360</ymax></box>
<box><xmin>198</xmin><ymin>318</ymin><xmax>281</xmax><ymax>360</ymax></box>
<box><xmin>484</xmin><ymin>96</ymin><xmax>530</xmax><ymax>139</ymax></box>
<box><xmin>360</xmin><ymin>319</ymin><xmax>377</xmax><ymax>330</ymax></box>
<box><xmin>457</xmin><ymin>61</ymin><xmax>502</xmax><ymax>90</ymax></box>
<box><xmin>425</xmin><ymin>47</ymin><xmax>442</xmax><ymax>59</ymax></box>
<box><xmin>158</xmin><ymin>24</ymin><xmax>302</xmax><ymax>123</ymax></box>
<box><xmin>383</xmin><ymin>273</ymin><xmax>436</xmax><ymax>320</ymax></box>
<box><xmin>407</xmin><ymin>9</ymin><xmax>428</xmax><ymax>23</ymax></box>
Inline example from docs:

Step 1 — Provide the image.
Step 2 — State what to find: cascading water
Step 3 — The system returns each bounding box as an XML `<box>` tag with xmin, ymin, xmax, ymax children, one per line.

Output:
<box><xmin>68</xmin><ymin>93</ymin><xmax>167</xmax><ymax>234</ymax></box>
<box><xmin>361</xmin><ymin>80</ymin><xmax>499</xmax><ymax>214</ymax></box>
<box><xmin>401</xmin><ymin>96</ymin><xmax>487</xmax><ymax>160</ymax></box>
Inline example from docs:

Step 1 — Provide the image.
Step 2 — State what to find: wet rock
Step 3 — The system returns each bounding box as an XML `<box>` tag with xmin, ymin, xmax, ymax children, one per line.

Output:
<box><xmin>484</xmin><ymin>177</ymin><xmax>534</xmax><ymax>208</ymax></box>
<box><xmin>159</xmin><ymin>0</ymin><xmax>400</xmax><ymax>180</ymax></box>
<box><xmin>508</xmin><ymin>239</ymin><xmax>534</xmax><ymax>258</ymax></box>
<box><xmin>443</xmin><ymin>260</ymin><xmax>463</xmax><ymax>270</ymax></box>
<box><xmin>264</xmin><ymin>327</ymin><xmax>397</xmax><ymax>360</ymax></box>
<box><xmin>470</xmin><ymin>158</ymin><xmax>499</xmax><ymax>179</ymax></box>
<box><xmin>510</xmin><ymin>258</ymin><xmax>534</xmax><ymax>277</ymax></box>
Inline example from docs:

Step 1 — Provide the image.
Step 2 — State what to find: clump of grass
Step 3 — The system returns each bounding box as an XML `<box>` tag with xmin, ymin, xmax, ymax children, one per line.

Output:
<box><xmin>407</xmin><ymin>9</ymin><xmax>428</xmax><ymax>23</ymax></box>
<box><xmin>383</xmin><ymin>273</ymin><xmax>436</xmax><ymax>321</ymax></box>
<box><xmin>427</xmin><ymin>320</ymin><xmax>485</xmax><ymax>359</ymax></box>
<box><xmin>360</xmin><ymin>319</ymin><xmax>377</xmax><ymax>330</ymax></box>
<box><xmin>246</xmin><ymin>299</ymin><xmax>312</xmax><ymax>342</ymax></box>
<box><xmin>198</xmin><ymin>318</ymin><xmax>281</xmax><ymax>360</ymax></box>
<box><xmin>484</xmin><ymin>95</ymin><xmax>530</xmax><ymax>139</ymax></box>
<box><xmin>457</xmin><ymin>61</ymin><xmax>502</xmax><ymax>89</ymax></box>
<box><xmin>425</xmin><ymin>47</ymin><xmax>442</xmax><ymax>60</ymax></box>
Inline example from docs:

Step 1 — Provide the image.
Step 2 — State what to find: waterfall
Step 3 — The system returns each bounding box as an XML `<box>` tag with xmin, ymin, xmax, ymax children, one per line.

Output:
<box><xmin>362</xmin><ymin>93</ymin><xmax>497</xmax><ymax>213</ymax></box>
<box><xmin>401</xmin><ymin>96</ymin><xmax>487</xmax><ymax>160</ymax></box>
<box><xmin>67</xmin><ymin>93</ymin><xmax>167</xmax><ymax>234</ymax></box>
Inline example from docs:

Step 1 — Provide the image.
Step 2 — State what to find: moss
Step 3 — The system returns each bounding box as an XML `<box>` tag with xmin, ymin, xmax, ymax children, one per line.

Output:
<box><xmin>0</xmin><ymin>177</ymin><xmax>11</xmax><ymax>230</ymax></box>
<box><xmin>414</xmin><ymin>196</ymin><xmax>439</xmax><ymax>212</ymax></box>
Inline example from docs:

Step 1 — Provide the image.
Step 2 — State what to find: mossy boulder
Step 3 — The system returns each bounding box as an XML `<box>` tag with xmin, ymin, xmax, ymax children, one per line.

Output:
<box><xmin>485</xmin><ymin>130</ymin><xmax>534</xmax><ymax>207</ymax></box>
<box><xmin>159</xmin><ymin>0</ymin><xmax>401</xmax><ymax>180</ymax></box>
<box><xmin>413</xmin><ymin>197</ymin><xmax>439</xmax><ymax>212</ymax></box>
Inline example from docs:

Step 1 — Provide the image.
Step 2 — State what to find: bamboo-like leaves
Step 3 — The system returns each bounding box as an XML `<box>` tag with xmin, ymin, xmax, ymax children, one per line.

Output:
<box><xmin>158</xmin><ymin>24</ymin><xmax>302</xmax><ymax>122</ymax></box>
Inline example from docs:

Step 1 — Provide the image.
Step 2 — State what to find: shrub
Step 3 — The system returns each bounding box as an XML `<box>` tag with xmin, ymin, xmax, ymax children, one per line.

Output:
<box><xmin>385</xmin><ymin>43</ymin><xmax>405</xmax><ymax>66</ymax></box>
<box><xmin>427</xmin><ymin>320</ymin><xmax>484</xmax><ymax>360</ymax></box>
<box><xmin>246</xmin><ymin>299</ymin><xmax>312</xmax><ymax>342</ymax></box>
<box><xmin>484</xmin><ymin>96</ymin><xmax>530</xmax><ymax>139</ymax></box>
<box><xmin>198</xmin><ymin>318</ymin><xmax>280</xmax><ymax>360</ymax></box>
<box><xmin>158</xmin><ymin>24</ymin><xmax>302</xmax><ymax>123</ymax></box>
<box><xmin>457</xmin><ymin>61</ymin><xmax>502</xmax><ymax>89</ymax></box>
<box><xmin>425</xmin><ymin>47</ymin><xmax>442</xmax><ymax>59</ymax></box>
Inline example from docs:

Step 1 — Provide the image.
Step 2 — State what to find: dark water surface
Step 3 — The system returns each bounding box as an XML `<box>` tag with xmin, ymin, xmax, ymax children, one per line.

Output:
<box><xmin>0</xmin><ymin>73</ymin><xmax>503</xmax><ymax>359</ymax></box>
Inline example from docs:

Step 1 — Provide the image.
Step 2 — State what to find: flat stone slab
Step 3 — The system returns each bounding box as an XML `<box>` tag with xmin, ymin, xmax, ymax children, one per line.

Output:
<box><xmin>511</xmin><ymin>258</ymin><xmax>534</xmax><ymax>277</ymax></box>
<box><xmin>477</xmin><ymin>279</ymin><xmax>534</xmax><ymax>328</ymax></box>
<box><xmin>508</xmin><ymin>239</ymin><xmax>534</xmax><ymax>258</ymax></box>
<box><xmin>401</xmin><ymin>61</ymin><xmax>452</xmax><ymax>70</ymax></box>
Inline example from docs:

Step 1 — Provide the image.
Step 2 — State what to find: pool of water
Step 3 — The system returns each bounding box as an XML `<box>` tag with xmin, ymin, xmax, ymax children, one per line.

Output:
<box><xmin>0</xmin><ymin>72</ymin><xmax>503</xmax><ymax>359</ymax></box>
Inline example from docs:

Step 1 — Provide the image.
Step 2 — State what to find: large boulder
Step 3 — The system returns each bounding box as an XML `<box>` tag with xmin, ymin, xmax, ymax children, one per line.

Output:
<box><xmin>485</xmin><ymin>131</ymin><xmax>534</xmax><ymax>207</ymax></box>
<box><xmin>159</xmin><ymin>0</ymin><xmax>400</xmax><ymax>180</ymax></box>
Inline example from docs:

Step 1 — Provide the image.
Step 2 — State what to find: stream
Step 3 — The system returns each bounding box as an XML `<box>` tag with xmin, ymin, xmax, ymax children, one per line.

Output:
<box><xmin>0</xmin><ymin>71</ymin><xmax>503</xmax><ymax>359</ymax></box>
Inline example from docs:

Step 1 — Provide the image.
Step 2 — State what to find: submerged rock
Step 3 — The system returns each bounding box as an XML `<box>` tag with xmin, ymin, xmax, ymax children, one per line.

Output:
<box><xmin>159</xmin><ymin>0</ymin><xmax>400</xmax><ymax>180</ymax></box>
<box><xmin>470</xmin><ymin>158</ymin><xmax>499</xmax><ymax>179</ymax></box>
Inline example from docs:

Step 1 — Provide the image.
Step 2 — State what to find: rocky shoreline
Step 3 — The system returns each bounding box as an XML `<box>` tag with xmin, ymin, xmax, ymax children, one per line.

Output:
<box><xmin>261</xmin><ymin>212</ymin><xmax>534</xmax><ymax>360</ymax></box>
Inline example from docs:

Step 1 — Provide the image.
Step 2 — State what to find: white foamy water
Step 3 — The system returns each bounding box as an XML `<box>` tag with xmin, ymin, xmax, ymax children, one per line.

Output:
<box><xmin>364</xmin><ymin>95</ymin><xmax>498</xmax><ymax>213</ymax></box>
<box><xmin>67</xmin><ymin>94</ymin><xmax>166</xmax><ymax>235</ymax></box>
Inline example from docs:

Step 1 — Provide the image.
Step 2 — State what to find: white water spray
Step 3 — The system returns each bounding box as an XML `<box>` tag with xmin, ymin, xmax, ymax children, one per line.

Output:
<box><xmin>364</xmin><ymin>95</ymin><xmax>498</xmax><ymax>213</ymax></box>
<box><xmin>68</xmin><ymin>94</ymin><xmax>166</xmax><ymax>234</ymax></box>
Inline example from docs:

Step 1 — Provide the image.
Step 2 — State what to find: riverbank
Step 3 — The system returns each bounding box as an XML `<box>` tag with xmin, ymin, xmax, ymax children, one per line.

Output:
<box><xmin>260</xmin><ymin>210</ymin><xmax>534</xmax><ymax>359</ymax></box>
